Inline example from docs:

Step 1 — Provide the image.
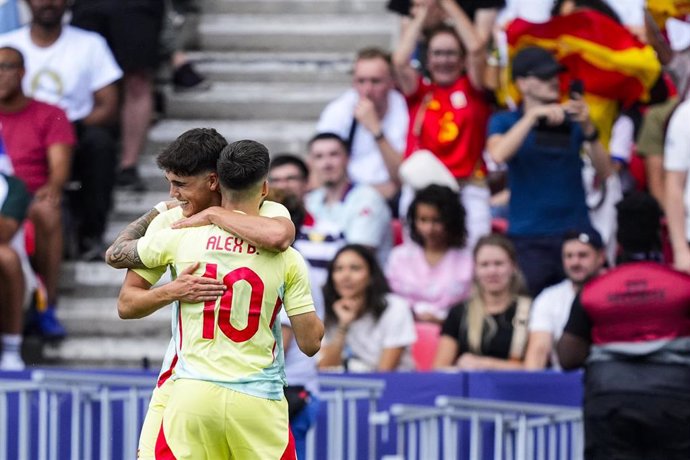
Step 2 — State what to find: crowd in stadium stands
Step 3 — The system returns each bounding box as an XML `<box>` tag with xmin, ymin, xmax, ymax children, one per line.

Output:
<box><xmin>0</xmin><ymin>0</ymin><xmax>689</xmax><ymax>382</ymax></box>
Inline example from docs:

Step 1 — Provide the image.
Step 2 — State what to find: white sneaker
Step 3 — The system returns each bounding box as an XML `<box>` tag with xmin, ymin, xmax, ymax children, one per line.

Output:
<box><xmin>0</xmin><ymin>353</ymin><xmax>25</xmax><ymax>371</ymax></box>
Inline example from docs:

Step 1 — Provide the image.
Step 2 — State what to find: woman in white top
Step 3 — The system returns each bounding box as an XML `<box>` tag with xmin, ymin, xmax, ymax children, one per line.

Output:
<box><xmin>318</xmin><ymin>244</ymin><xmax>417</xmax><ymax>372</ymax></box>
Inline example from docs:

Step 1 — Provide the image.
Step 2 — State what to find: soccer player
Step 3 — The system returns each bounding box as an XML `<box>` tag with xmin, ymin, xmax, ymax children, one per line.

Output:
<box><xmin>109</xmin><ymin>139</ymin><xmax>323</xmax><ymax>458</ymax></box>
<box><xmin>105</xmin><ymin>128</ymin><xmax>297</xmax><ymax>459</ymax></box>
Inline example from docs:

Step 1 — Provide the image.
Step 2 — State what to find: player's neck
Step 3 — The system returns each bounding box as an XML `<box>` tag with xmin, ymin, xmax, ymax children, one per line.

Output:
<box><xmin>30</xmin><ymin>23</ymin><xmax>63</xmax><ymax>48</ymax></box>
<box><xmin>222</xmin><ymin>197</ymin><xmax>261</xmax><ymax>216</ymax></box>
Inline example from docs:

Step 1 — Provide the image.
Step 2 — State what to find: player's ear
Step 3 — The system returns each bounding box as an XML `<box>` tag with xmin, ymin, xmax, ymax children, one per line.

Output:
<box><xmin>261</xmin><ymin>179</ymin><xmax>268</xmax><ymax>197</ymax></box>
<box><xmin>208</xmin><ymin>172</ymin><xmax>219</xmax><ymax>191</ymax></box>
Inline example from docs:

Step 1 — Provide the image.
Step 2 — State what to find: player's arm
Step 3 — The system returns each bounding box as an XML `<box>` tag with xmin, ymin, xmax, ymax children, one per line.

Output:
<box><xmin>105</xmin><ymin>207</ymin><xmax>161</xmax><ymax>269</ymax></box>
<box><xmin>288</xmin><ymin>311</ymin><xmax>323</xmax><ymax>357</ymax></box>
<box><xmin>118</xmin><ymin>263</ymin><xmax>225</xmax><ymax>319</ymax></box>
<box><xmin>172</xmin><ymin>206</ymin><xmax>295</xmax><ymax>251</ymax></box>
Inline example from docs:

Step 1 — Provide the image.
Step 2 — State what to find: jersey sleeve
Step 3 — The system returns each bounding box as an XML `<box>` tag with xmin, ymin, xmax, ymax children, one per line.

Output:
<box><xmin>136</xmin><ymin>228</ymin><xmax>183</xmax><ymax>269</ymax></box>
<box><xmin>87</xmin><ymin>32</ymin><xmax>123</xmax><ymax>91</ymax></box>
<box><xmin>259</xmin><ymin>200</ymin><xmax>291</xmax><ymax>219</ymax></box>
<box><xmin>132</xmin><ymin>209</ymin><xmax>180</xmax><ymax>285</ymax></box>
<box><xmin>282</xmin><ymin>249</ymin><xmax>316</xmax><ymax>317</ymax></box>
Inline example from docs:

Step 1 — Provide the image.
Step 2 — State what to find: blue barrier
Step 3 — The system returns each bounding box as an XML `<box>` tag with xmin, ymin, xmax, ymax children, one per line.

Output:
<box><xmin>0</xmin><ymin>368</ymin><xmax>584</xmax><ymax>459</ymax></box>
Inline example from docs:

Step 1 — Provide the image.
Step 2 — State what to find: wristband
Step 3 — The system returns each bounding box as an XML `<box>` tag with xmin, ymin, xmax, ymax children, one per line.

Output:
<box><xmin>373</xmin><ymin>131</ymin><xmax>385</xmax><ymax>141</ymax></box>
<box><xmin>154</xmin><ymin>201</ymin><xmax>168</xmax><ymax>214</ymax></box>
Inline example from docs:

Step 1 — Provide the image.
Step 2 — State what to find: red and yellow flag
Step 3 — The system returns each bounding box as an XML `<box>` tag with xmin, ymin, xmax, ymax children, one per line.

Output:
<box><xmin>646</xmin><ymin>0</ymin><xmax>690</xmax><ymax>29</ymax></box>
<box><xmin>504</xmin><ymin>10</ymin><xmax>662</xmax><ymax>147</ymax></box>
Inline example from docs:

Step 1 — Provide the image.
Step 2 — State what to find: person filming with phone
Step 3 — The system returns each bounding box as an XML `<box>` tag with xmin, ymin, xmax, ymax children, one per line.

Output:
<box><xmin>486</xmin><ymin>46</ymin><xmax>611</xmax><ymax>297</ymax></box>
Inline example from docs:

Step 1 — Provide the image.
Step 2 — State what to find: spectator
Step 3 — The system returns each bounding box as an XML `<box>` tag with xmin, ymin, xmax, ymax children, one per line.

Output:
<box><xmin>393</xmin><ymin>1</ymin><xmax>492</xmax><ymax>248</ymax></box>
<box><xmin>0</xmin><ymin>0</ymin><xmax>123</xmax><ymax>260</ymax></box>
<box><xmin>0</xmin><ymin>172</ymin><xmax>31</xmax><ymax>370</ymax></box>
<box><xmin>433</xmin><ymin>233</ymin><xmax>531</xmax><ymax>370</ymax></box>
<box><xmin>318</xmin><ymin>244</ymin><xmax>416</xmax><ymax>372</ymax></box>
<box><xmin>523</xmin><ymin>229</ymin><xmax>606</xmax><ymax>370</ymax></box>
<box><xmin>636</xmin><ymin>96</ymin><xmax>679</xmax><ymax>209</ymax></box>
<box><xmin>664</xmin><ymin>97</ymin><xmax>690</xmax><ymax>272</ymax></box>
<box><xmin>70</xmin><ymin>0</ymin><xmax>165</xmax><ymax>191</ymax></box>
<box><xmin>557</xmin><ymin>192</ymin><xmax>689</xmax><ymax>460</ymax></box>
<box><xmin>305</xmin><ymin>133</ymin><xmax>393</xmax><ymax>287</ymax></box>
<box><xmin>316</xmin><ymin>47</ymin><xmax>407</xmax><ymax>201</ymax></box>
<box><xmin>161</xmin><ymin>0</ymin><xmax>208</xmax><ymax>92</ymax></box>
<box><xmin>385</xmin><ymin>184</ymin><xmax>472</xmax><ymax>323</ymax></box>
<box><xmin>0</xmin><ymin>46</ymin><xmax>75</xmax><ymax>339</ymax></box>
<box><xmin>486</xmin><ymin>46</ymin><xmax>611</xmax><ymax>296</ymax></box>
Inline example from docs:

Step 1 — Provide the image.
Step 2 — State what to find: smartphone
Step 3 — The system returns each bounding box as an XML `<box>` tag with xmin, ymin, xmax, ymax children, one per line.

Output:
<box><xmin>569</xmin><ymin>79</ymin><xmax>584</xmax><ymax>98</ymax></box>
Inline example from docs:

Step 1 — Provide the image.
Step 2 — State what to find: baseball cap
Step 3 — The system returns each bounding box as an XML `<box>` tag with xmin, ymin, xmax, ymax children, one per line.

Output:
<box><xmin>563</xmin><ymin>228</ymin><xmax>604</xmax><ymax>250</ymax></box>
<box><xmin>511</xmin><ymin>46</ymin><xmax>564</xmax><ymax>81</ymax></box>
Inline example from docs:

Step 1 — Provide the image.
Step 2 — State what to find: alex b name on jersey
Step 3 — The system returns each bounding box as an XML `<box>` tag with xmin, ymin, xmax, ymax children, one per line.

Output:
<box><xmin>206</xmin><ymin>234</ymin><xmax>258</xmax><ymax>255</ymax></box>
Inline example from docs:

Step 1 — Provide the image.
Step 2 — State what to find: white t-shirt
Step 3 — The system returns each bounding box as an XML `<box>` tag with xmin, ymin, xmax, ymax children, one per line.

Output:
<box><xmin>324</xmin><ymin>294</ymin><xmax>417</xmax><ymax>372</ymax></box>
<box><xmin>528</xmin><ymin>279</ymin><xmax>577</xmax><ymax>370</ymax></box>
<box><xmin>304</xmin><ymin>183</ymin><xmax>393</xmax><ymax>276</ymax></box>
<box><xmin>0</xmin><ymin>25</ymin><xmax>122</xmax><ymax>121</ymax></box>
<box><xmin>664</xmin><ymin>99</ymin><xmax>690</xmax><ymax>241</ymax></box>
<box><xmin>316</xmin><ymin>88</ymin><xmax>408</xmax><ymax>185</ymax></box>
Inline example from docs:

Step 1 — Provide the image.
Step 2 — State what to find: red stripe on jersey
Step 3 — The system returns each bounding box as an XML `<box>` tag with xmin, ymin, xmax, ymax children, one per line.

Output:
<box><xmin>154</xmin><ymin>422</ymin><xmax>176</xmax><ymax>459</ymax></box>
<box><xmin>156</xmin><ymin>354</ymin><xmax>178</xmax><ymax>388</ymax></box>
<box><xmin>281</xmin><ymin>428</ymin><xmax>297</xmax><ymax>460</ymax></box>
<box><xmin>201</xmin><ymin>263</ymin><xmax>218</xmax><ymax>339</ymax></box>
<box><xmin>269</xmin><ymin>297</ymin><xmax>283</xmax><ymax>329</ymax></box>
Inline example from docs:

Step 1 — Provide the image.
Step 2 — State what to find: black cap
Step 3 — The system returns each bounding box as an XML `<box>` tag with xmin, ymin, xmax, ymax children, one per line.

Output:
<box><xmin>512</xmin><ymin>46</ymin><xmax>564</xmax><ymax>81</ymax></box>
<box><xmin>563</xmin><ymin>228</ymin><xmax>604</xmax><ymax>250</ymax></box>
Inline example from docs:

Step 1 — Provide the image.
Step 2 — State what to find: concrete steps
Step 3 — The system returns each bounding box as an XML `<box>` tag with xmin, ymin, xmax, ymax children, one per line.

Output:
<box><xmin>199</xmin><ymin>14</ymin><xmax>395</xmax><ymax>52</ymax></box>
<box><xmin>45</xmin><ymin>0</ymin><xmax>395</xmax><ymax>368</ymax></box>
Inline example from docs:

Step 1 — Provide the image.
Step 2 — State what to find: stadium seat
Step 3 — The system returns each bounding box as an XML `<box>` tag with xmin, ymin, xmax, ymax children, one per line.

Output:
<box><xmin>411</xmin><ymin>322</ymin><xmax>441</xmax><ymax>371</ymax></box>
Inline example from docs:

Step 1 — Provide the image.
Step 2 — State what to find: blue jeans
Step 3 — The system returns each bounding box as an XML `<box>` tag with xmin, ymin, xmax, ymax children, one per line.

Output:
<box><xmin>291</xmin><ymin>396</ymin><xmax>320</xmax><ymax>460</ymax></box>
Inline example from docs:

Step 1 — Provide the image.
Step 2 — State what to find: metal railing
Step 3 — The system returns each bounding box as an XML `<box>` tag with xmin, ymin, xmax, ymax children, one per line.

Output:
<box><xmin>0</xmin><ymin>371</ymin><xmax>386</xmax><ymax>460</ymax></box>
<box><xmin>389</xmin><ymin>396</ymin><xmax>583</xmax><ymax>460</ymax></box>
<box><xmin>310</xmin><ymin>375</ymin><xmax>386</xmax><ymax>460</ymax></box>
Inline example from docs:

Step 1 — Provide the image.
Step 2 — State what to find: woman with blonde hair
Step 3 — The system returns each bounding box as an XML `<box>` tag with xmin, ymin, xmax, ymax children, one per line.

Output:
<box><xmin>433</xmin><ymin>233</ymin><xmax>531</xmax><ymax>370</ymax></box>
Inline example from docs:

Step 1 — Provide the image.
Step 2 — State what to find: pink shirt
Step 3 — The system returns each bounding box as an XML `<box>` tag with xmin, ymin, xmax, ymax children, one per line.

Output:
<box><xmin>0</xmin><ymin>99</ymin><xmax>75</xmax><ymax>193</ymax></box>
<box><xmin>385</xmin><ymin>242</ymin><xmax>473</xmax><ymax>320</ymax></box>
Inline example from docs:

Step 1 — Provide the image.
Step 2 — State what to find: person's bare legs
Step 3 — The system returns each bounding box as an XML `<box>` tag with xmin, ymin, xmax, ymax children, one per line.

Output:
<box><xmin>28</xmin><ymin>199</ymin><xmax>65</xmax><ymax>339</ymax></box>
<box><xmin>0</xmin><ymin>245</ymin><xmax>26</xmax><ymax>369</ymax></box>
<box><xmin>117</xmin><ymin>70</ymin><xmax>154</xmax><ymax>188</ymax></box>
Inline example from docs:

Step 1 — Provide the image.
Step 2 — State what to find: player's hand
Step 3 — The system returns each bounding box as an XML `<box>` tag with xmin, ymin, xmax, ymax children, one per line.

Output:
<box><xmin>562</xmin><ymin>98</ymin><xmax>590</xmax><ymax>125</ymax></box>
<box><xmin>354</xmin><ymin>97</ymin><xmax>381</xmax><ymax>135</ymax></box>
<box><xmin>171</xmin><ymin>207</ymin><xmax>221</xmax><ymax>229</ymax></box>
<box><xmin>169</xmin><ymin>262</ymin><xmax>226</xmax><ymax>303</ymax></box>
<box><xmin>456</xmin><ymin>353</ymin><xmax>485</xmax><ymax>370</ymax></box>
<box><xmin>333</xmin><ymin>298</ymin><xmax>361</xmax><ymax>328</ymax></box>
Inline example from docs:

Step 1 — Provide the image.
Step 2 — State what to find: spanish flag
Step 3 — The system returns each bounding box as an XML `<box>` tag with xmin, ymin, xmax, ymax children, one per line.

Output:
<box><xmin>646</xmin><ymin>0</ymin><xmax>690</xmax><ymax>30</ymax></box>
<box><xmin>505</xmin><ymin>10</ymin><xmax>662</xmax><ymax>148</ymax></box>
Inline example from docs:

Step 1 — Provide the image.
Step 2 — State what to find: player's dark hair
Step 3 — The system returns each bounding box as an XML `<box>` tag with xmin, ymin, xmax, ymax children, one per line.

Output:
<box><xmin>407</xmin><ymin>185</ymin><xmax>467</xmax><ymax>248</ymax></box>
<box><xmin>156</xmin><ymin>128</ymin><xmax>227</xmax><ymax>176</ymax></box>
<box><xmin>217</xmin><ymin>139</ymin><xmax>270</xmax><ymax>191</ymax></box>
<box><xmin>0</xmin><ymin>46</ymin><xmax>24</xmax><ymax>68</ymax></box>
<box><xmin>323</xmin><ymin>244</ymin><xmax>390</xmax><ymax>327</ymax></box>
<box><xmin>269</xmin><ymin>154</ymin><xmax>309</xmax><ymax>180</ymax></box>
<box><xmin>308</xmin><ymin>132</ymin><xmax>349</xmax><ymax>155</ymax></box>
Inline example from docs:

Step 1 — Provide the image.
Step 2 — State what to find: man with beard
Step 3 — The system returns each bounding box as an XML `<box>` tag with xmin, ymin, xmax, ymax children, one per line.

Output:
<box><xmin>523</xmin><ymin>228</ymin><xmax>606</xmax><ymax>369</ymax></box>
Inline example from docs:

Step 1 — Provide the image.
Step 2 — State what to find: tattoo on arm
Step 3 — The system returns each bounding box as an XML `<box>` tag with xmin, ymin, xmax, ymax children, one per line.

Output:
<box><xmin>105</xmin><ymin>208</ymin><xmax>158</xmax><ymax>269</ymax></box>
